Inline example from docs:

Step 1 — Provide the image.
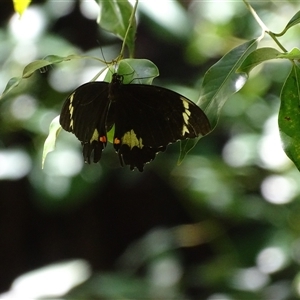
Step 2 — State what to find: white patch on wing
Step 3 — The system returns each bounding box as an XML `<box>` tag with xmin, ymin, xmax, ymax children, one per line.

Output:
<box><xmin>90</xmin><ymin>129</ymin><xmax>99</xmax><ymax>143</ymax></box>
<box><xmin>181</xmin><ymin>97</ymin><xmax>191</xmax><ymax>135</ymax></box>
<box><xmin>122</xmin><ymin>129</ymin><xmax>144</xmax><ymax>149</ymax></box>
<box><xmin>182</xmin><ymin>125</ymin><xmax>190</xmax><ymax>135</ymax></box>
<box><xmin>69</xmin><ymin>93</ymin><xmax>75</xmax><ymax>130</ymax></box>
<box><xmin>70</xmin><ymin>119</ymin><xmax>74</xmax><ymax>130</ymax></box>
<box><xmin>183</xmin><ymin>111</ymin><xmax>190</xmax><ymax>124</ymax></box>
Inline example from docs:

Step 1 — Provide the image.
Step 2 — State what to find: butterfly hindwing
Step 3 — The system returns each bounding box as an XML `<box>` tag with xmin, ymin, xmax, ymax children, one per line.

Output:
<box><xmin>112</xmin><ymin>83</ymin><xmax>211</xmax><ymax>171</ymax></box>
<box><xmin>59</xmin><ymin>82</ymin><xmax>111</xmax><ymax>163</ymax></box>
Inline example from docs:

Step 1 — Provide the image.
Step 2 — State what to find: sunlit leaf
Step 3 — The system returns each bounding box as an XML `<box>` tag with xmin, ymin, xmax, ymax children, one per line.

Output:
<box><xmin>42</xmin><ymin>116</ymin><xmax>62</xmax><ymax>169</ymax></box>
<box><xmin>22</xmin><ymin>60</ymin><xmax>54</xmax><ymax>78</ymax></box>
<box><xmin>104</xmin><ymin>58</ymin><xmax>159</xmax><ymax>85</ymax></box>
<box><xmin>107</xmin><ymin>125</ymin><xmax>115</xmax><ymax>144</ymax></box>
<box><xmin>22</xmin><ymin>55</ymin><xmax>85</xmax><ymax>78</ymax></box>
<box><xmin>278</xmin><ymin>63</ymin><xmax>300</xmax><ymax>171</ymax></box>
<box><xmin>275</xmin><ymin>10</ymin><xmax>300</xmax><ymax>36</ymax></box>
<box><xmin>238</xmin><ymin>47</ymin><xmax>282</xmax><ymax>74</ymax></box>
<box><xmin>0</xmin><ymin>77</ymin><xmax>22</xmax><ymax>99</ymax></box>
<box><xmin>97</xmin><ymin>0</ymin><xmax>136</xmax><ymax>57</ymax></box>
<box><xmin>43</xmin><ymin>54</ymin><xmax>85</xmax><ymax>63</ymax></box>
<box><xmin>13</xmin><ymin>0</ymin><xmax>31</xmax><ymax>16</ymax></box>
<box><xmin>277</xmin><ymin>48</ymin><xmax>300</xmax><ymax>60</ymax></box>
<box><xmin>117</xmin><ymin>59</ymin><xmax>159</xmax><ymax>84</ymax></box>
<box><xmin>1</xmin><ymin>54</ymin><xmax>103</xmax><ymax>98</ymax></box>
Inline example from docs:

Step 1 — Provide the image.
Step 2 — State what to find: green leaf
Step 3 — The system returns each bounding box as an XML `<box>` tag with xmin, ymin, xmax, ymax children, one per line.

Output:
<box><xmin>0</xmin><ymin>77</ymin><xmax>22</xmax><ymax>99</ymax></box>
<box><xmin>104</xmin><ymin>58</ymin><xmax>159</xmax><ymax>84</ymax></box>
<box><xmin>278</xmin><ymin>63</ymin><xmax>300</xmax><ymax>171</ymax></box>
<box><xmin>118</xmin><ymin>59</ymin><xmax>159</xmax><ymax>84</ymax></box>
<box><xmin>277</xmin><ymin>48</ymin><xmax>300</xmax><ymax>60</ymax></box>
<box><xmin>275</xmin><ymin>10</ymin><xmax>300</xmax><ymax>36</ymax></box>
<box><xmin>43</xmin><ymin>54</ymin><xmax>82</xmax><ymax>63</ymax></box>
<box><xmin>179</xmin><ymin>39</ymin><xmax>258</xmax><ymax>163</ymax></box>
<box><xmin>97</xmin><ymin>0</ymin><xmax>136</xmax><ymax>56</ymax></box>
<box><xmin>178</xmin><ymin>138</ymin><xmax>198</xmax><ymax>165</ymax></box>
<box><xmin>42</xmin><ymin>116</ymin><xmax>62</xmax><ymax>169</ymax></box>
<box><xmin>22</xmin><ymin>54</ymin><xmax>83</xmax><ymax>78</ymax></box>
<box><xmin>107</xmin><ymin>125</ymin><xmax>115</xmax><ymax>144</ymax></box>
<box><xmin>238</xmin><ymin>47</ymin><xmax>282</xmax><ymax>74</ymax></box>
<box><xmin>199</xmin><ymin>39</ymin><xmax>258</xmax><ymax>129</ymax></box>
<box><xmin>1</xmin><ymin>54</ymin><xmax>100</xmax><ymax>99</ymax></box>
<box><xmin>22</xmin><ymin>60</ymin><xmax>53</xmax><ymax>78</ymax></box>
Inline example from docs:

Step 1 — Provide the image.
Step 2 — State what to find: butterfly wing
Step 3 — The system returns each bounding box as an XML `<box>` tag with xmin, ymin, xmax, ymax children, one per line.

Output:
<box><xmin>59</xmin><ymin>82</ymin><xmax>112</xmax><ymax>163</ymax></box>
<box><xmin>113</xmin><ymin>84</ymin><xmax>211</xmax><ymax>171</ymax></box>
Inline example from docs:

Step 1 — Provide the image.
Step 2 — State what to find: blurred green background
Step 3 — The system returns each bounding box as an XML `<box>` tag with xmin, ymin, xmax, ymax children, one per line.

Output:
<box><xmin>1</xmin><ymin>1</ymin><xmax>300</xmax><ymax>299</ymax></box>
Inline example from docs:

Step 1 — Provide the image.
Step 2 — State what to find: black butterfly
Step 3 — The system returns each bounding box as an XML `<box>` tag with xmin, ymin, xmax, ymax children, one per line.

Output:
<box><xmin>59</xmin><ymin>73</ymin><xmax>211</xmax><ymax>171</ymax></box>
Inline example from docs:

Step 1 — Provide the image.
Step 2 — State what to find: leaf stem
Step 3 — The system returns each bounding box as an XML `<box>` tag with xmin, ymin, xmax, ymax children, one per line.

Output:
<box><xmin>119</xmin><ymin>0</ymin><xmax>138</xmax><ymax>59</ymax></box>
<box><xmin>243</xmin><ymin>0</ymin><xmax>287</xmax><ymax>52</ymax></box>
<box><xmin>243</xmin><ymin>0</ymin><xmax>268</xmax><ymax>34</ymax></box>
<box><xmin>268</xmin><ymin>32</ymin><xmax>288</xmax><ymax>52</ymax></box>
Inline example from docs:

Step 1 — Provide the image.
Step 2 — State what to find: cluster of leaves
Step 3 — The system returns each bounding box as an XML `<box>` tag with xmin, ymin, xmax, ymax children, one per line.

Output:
<box><xmin>2</xmin><ymin>1</ymin><xmax>300</xmax><ymax>169</ymax></box>
<box><xmin>3</xmin><ymin>0</ymin><xmax>300</xmax><ymax>173</ymax></box>
<box><xmin>2</xmin><ymin>1</ymin><xmax>300</xmax><ymax>299</ymax></box>
<box><xmin>183</xmin><ymin>7</ymin><xmax>300</xmax><ymax>170</ymax></box>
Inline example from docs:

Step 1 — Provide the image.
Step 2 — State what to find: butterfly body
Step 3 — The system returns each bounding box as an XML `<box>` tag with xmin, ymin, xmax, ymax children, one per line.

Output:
<box><xmin>60</xmin><ymin>73</ymin><xmax>210</xmax><ymax>171</ymax></box>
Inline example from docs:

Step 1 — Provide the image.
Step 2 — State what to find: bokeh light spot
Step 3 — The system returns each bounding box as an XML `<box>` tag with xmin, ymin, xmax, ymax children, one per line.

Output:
<box><xmin>0</xmin><ymin>149</ymin><xmax>32</xmax><ymax>180</ymax></box>
<box><xmin>149</xmin><ymin>257</ymin><xmax>182</xmax><ymax>288</ymax></box>
<box><xmin>261</xmin><ymin>175</ymin><xmax>296</xmax><ymax>204</ymax></box>
<box><xmin>80</xmin><ymin>1</ymin><xmax>99</xmax><ymax>20</ymax></box>
<box><xmin>223</xmin><ymin>134</ymin><xmax>258</xmax><ymax>167</ymax></box>
<box><xmin>9</xmin><ymin>6</ymin><xmax>46</xmax><ymax>41</ymax></box>
<box><xmin>231</xmin><ymin>267</ymin><xmax>269</xmax><ymax>291</ymax></box>
<box><xmin>256</xmin><ymin>247</ymin><xmax>287</xmax><ymax>274</ymax></box>
<box><xmin>10</xmin><ymin>94</ymin><xmax>37</xmax><ymax>120</ymax></box>
<box><xmin>259</xmin><ymin>115</ymin><xmax>290</xmax><ymax>170</ymax></box>
<box><xmin>44</xmin><ymin>148</ymin><xmax>83</xmax><ymax>177</ymax></box>
<box><xmin>139</xmin><ymin>0</ymin><xmax>189</xmax><ymax>38</ymax></box>
<box><xmin>207</xmin><ymin>294</ymin><xmax>233</xmax><ymax>300</ymax></box>
<box><xmin>0</xmin><ymin>260</ymin><xmax>91</xmax><ymax>299</ymax></box>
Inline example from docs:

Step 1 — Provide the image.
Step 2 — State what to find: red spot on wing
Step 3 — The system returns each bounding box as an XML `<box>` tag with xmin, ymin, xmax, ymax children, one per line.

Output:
<box><xmin>100</xmin><ymin>136</ymin><xmax>107</xmax><ymax>143</ymax></box>
<box><xmin>114</xmin><ymin>138</ymin><xmax>121</xmax><ymax>144</ymax></box>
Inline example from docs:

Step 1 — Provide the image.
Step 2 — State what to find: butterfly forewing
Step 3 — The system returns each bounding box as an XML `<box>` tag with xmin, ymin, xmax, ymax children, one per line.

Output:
<box><xmin>59</xmin><ymin>82</ymin><xmax>111</xmax><ymax>163</ymax></box>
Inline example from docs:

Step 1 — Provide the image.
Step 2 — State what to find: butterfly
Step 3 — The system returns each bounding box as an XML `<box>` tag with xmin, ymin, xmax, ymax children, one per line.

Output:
<box><xmin>59</xmin><ymin>73</ymin><xmax>211</xmax><ymax>171</ymax></box>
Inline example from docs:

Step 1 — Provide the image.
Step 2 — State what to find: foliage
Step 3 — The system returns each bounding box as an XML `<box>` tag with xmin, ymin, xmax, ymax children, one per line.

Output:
<box><xmin>5</xmin><ymin>0</ymin><xmax>300</xmax><ymax>172</ymax></box>
<box><xmin>1</xmin><ymin>0</ymin><xmax>300</xmax><ymax>299</ymax></box>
